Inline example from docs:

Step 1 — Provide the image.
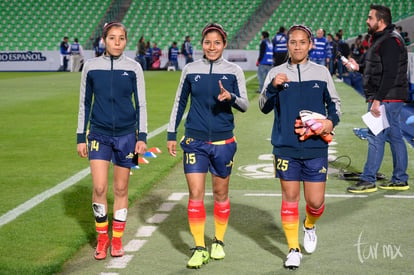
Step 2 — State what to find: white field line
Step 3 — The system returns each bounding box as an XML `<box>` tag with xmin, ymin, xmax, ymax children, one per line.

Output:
<box><xmin>0</xmin><ymin>168</ymin><xmax>90</xmax><ymax>227</ymax></box>
<box><xmin>0</xmin><ymin>75</ymin><xmax>257</xmax><ymax>228</ymax></box>
<box><xmin>384</xmin><ymin>194</ymin><xmax>414</xmax><ymax>199</ymax></box>
<box><xmin>0</xmin><ymin>119</ymin><xmax>174</xmax><ymax>228</ymax></box>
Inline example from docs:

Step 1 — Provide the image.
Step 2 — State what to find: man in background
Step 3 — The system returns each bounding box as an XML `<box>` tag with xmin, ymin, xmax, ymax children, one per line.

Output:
<box><xmin>168</xmin><ymin>41</ymin><xmax>179</xmax><ymax>70</ymax></box>
<box><xmin>346</xmin><ymin>4</ymin><xmax>409</xmax><ymax>193</ymax></box>
<box><xmin>272</xmin><ymin>26</ymin><xmax>288</xmax><ymax>66</ymax></box>
<box><xmin>182</xmin><ymin>35</ymin><xmax>193</xmax><ymax>64</ymax></box>
<box><xmin>257</xmin><ymin>31</ymin><xmax>273</xmax><ymax>93</ymax></box>
<box><xmin>68</xmin><ymin>38</ymin><xmax>84</xmax><ymax>72</ymax></box>
<box><xmin>58</xmin><ymin>36</ymin><xmax>69</xmax><ymax>71</ymax></box>
<box><xmin>309</xmin><ymin>28</ymin><xmax>329</xmax><ymax>66</ymax></box>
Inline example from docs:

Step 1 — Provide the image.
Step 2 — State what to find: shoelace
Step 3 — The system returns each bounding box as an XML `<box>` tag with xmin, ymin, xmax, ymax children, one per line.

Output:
<box><xmin>190</xmin><ymin>246</ymin><xmax>207</xmax><ymax>252</ymax></box>
<box><xmin>287</xmin><ymin>248</ymin><xmax>301</xmax><ymax>258</ymax></box>
<box><xmin>305</xmin><ymin>227</ymin><xmax>316</xmax><ymax>241</ymax></box>
<box><xmin>213</xmin><ymin>238</ymin><xmax>225</xmax><ymax>247</ymax></box>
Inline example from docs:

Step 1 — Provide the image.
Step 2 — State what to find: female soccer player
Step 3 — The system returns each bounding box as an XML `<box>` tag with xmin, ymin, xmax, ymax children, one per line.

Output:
<box><xmin>76</xmin><ymin>22</ymin><xmax>147</xmax><ymax>260</ymax></box>
<box><xmin>167</xmin><ymin>23</ymin><xmax>249</xmax><ymax>269</ymax></box>
<box><xmin>259</xmin><ymin>24</ymin><xmax>341</xmax><ymax>270</ymax></box>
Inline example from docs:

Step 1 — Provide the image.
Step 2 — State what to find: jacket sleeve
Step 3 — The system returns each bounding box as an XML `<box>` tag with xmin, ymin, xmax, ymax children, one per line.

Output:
<box><xmin>134</xmin><ymin>64</ymin><xmax>148</xmax><ymax>143</ymax></box>
<box><xmin>167</xmin><ymin>67</ymin><xmax>191</xmax><ymax>141</ymax></box>
<box><xmin>76</xmin><ymin>61</ymin><xmax>93</xmax><ymax>144</ymax></box>
<box><xmin>231</xmin><ymin>65</ymin><xmax>249</xmax><ymax>112</ymax></box>
<box><xmin>259</xmin><ymin>69</ymin><xmax>280</xmax><ymax>114</ymax></box>
<box><xmin>325</xmin><ymin>70</ymin><xmax>341</xmax><ymax>127</ymax></box>
<box><xmin>258</xmin><ymin>41</ymin><xmax>266</xmax><ymax>62</ymax></box>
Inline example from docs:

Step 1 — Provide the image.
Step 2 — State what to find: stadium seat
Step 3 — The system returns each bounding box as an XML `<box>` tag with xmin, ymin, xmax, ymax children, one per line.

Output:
<box><xmin>122</xmin><ymin>0</ymin><xmax>261</xmax><ymax>51</ymax></box>
<box><xmin>246</xmin><ymin>0</ymin><xmax>414</xmax><ymax>50</ymax></box>
<box><xmin>1</xmin><ymin>0</ymin><xmax>413</xmax><ymax>52</ymax></box>
<box><xmin>0</xmin><ymin>0</ymin><xmax>112</xmax><ymax>51</ymax></box>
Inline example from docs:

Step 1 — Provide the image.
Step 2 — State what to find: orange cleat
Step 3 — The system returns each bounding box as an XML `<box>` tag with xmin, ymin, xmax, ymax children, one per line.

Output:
<box><xmin>94</xmin><ymin>234</ymin><xmax>110</xmax><ymax>260</ymax></box>
<box><xmin>111</xmin><ymin>237</ymin><xmax>125</xmax><ymax>257</ymax></box>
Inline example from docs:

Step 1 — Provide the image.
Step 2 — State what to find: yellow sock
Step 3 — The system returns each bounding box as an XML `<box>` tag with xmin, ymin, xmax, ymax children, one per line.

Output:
<box><xmin>188</xmin><ymin>199</ymin><xmax>206</xmax><ymax>247</ymax></box>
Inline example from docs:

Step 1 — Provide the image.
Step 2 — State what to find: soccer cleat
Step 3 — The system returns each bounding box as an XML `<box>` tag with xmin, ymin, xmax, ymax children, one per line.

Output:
<box><xmin>187</xmin><ymin>246</ymin><xmax>209</xmax><ymax>269</ymax></box>
<box><xmin>353</xmin><ymin>128</ymin><xmax>368</xmax><ymax>140</ymax></box>
<box><xmin>378</xmin><ymin>181</ymin><xmax>410</xmax><ymax>191</ymax></box>
<box><xmin>210</xmin><ymin>238</ymin><xmax>225</xmax><ymax>260</ymax></box>
<box><xmin>347</xmin><ymin>181</ymin><xmax>377</xmax><ymax>193</ymax></box>
<box><xmin>303</xmin><ymin>225</ymin><xmax>317</xmax><ymax>253</ymax></box>
<box><xmin>94</xmin><ymin>234</ymin><xmax>110</xmax><ymax>260</ymax></box>
<box><xmin>111</xmin><ymin>237</ymin><xmax>125</xmax><ymax>257</ymax></box>
<box><xmin>284</xmin><ymin>248</ymin><xmax>302</xmax><ymax>270</ymax></box>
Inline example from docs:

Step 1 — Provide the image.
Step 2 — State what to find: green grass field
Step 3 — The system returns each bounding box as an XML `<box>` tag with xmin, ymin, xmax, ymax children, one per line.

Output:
<box><xmin>1</xmin><ymin>71</ymin><xmax>414</xmax><ymax>274</ymax></box>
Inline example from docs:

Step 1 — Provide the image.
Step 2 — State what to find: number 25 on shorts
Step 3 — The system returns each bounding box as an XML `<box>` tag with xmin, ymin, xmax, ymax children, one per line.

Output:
<box><xmin>276</xmin><ymin>158</ymin><xmax>288</xmax><ymax>171</ymax></box>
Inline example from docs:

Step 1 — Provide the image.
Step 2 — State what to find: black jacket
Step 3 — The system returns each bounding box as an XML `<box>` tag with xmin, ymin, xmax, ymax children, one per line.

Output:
<box><xmin>362</xmin><ymin>24</ymin><xmax>408</xmax><ymax>101</ymax></box>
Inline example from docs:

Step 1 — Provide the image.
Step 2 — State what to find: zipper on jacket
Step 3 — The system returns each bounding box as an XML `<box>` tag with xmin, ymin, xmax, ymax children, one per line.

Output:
<box><xmin>110</xmin><ymin>56</ymin><xmax>115</xmax><ymax>134</ymax></box>
<box><xmin>297</xmin><ymin>63</ymin><xmax>305</xmax><ymax>156</ymax></box>
<box><xmin>208</xmin><ymin>61</ymin><xmax>214</xmax><ymax>141</ymax></box>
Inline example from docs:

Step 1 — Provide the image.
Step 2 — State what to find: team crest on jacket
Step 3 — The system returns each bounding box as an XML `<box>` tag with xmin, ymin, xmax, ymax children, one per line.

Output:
<box><xmin>194</xmin><ymin>75</ymin><xmax>201</xmax><ymax>81</ymax></box>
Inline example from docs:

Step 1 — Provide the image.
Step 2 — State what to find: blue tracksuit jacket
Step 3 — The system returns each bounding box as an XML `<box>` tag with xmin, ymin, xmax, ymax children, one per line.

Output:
<box><xmin>76</xmin><ymin>54</ymin><xmax>147</xmax><ymax>144</ymax></box>
<box><xmin>259</xmin><ymin>59</ymin><xmax>341</xmax><ymax>159</ymax></box>
<box><xmin>167</xmin><ymin>56</ymin><xmax>249</xmax><ymax>142</ymax></box>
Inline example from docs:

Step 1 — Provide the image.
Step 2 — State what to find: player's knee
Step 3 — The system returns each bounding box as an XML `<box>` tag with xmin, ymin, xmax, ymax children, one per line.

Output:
<box><xmin>93</xmin><ymin>185</ymin><xmax>107</xmax><ymax>198</ymax></box>
<box><xmin>213</xmin><ymin>191</ymin><xmax>228</xmax><ymax>202</ymax></box>
<box><xmin>113</xmin><ymin>184</ymin><xmax>128</xmax><ymax>198</ymax></box>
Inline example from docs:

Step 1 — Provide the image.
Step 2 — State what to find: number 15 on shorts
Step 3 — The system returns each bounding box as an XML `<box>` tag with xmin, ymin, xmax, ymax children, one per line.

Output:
<box><xmin>185</xmin><ymin>153</ymin><xmax>196</xmax><ymax>165</ymax></box>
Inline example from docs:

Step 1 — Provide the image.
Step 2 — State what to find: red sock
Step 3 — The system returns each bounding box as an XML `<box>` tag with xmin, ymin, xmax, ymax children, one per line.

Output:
<box><xmin>112</xmin><ymin>220</ymin><xmax>126</xmax><ymax>238</ymax></box>
<box><xmin>95</xmin><ymin>221</ymin><xmax>108</xmax><ymax>234</ymax></box>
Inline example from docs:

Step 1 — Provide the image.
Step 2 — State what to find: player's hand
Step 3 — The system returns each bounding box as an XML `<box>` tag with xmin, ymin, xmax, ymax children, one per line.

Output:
<box><xmin>310</xmin><ymin>119</ymin><xmax>333</xmax><ymax>136</ymax></box>
<box><xmin>295</xmin><ymin>119</ymin><xmax>333</xmax><ymax>143</ymax></box>
<box><xmin>271</xmin><ymin>73</ymin><xmax>289</xmax><ymax>88</ymax></box>
<box><xmin>77</xmin><ymin>143</ymin><xmax>88</xmax><ymax>158</ymax></box>
<box><xmin>135</xmin><ymin>141</ymin><xmax>147</xmax><ymax>155</ymax></box>
<box><xmin>167</xmin><ymin>140</ymin><xmax>177</xmax><ymax>157</ymax></box>
<box><xmin>218</xmin><ymin>80</ymin><xmax>231</xmax><ymax>101</ymax></box>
